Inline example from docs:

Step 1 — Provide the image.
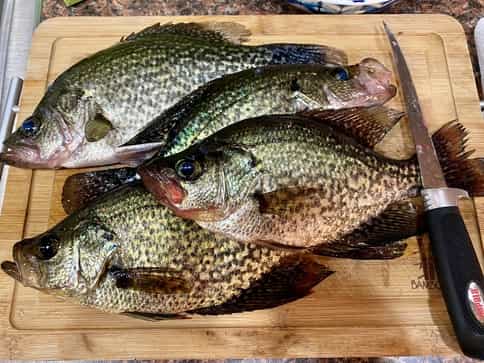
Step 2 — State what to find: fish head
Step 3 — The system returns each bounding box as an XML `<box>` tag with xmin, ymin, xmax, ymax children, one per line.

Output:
<box><xmin>2</xmin><ymin>218</ymin><xmax>118</xmax><ymax>296</ymax></box>
<box><xmin>139</xmin><ymin>143</ymin><xmax>257</xmax><ymax>222</ymax></box>
<box><xmin>0</xmin><ymin>88</ymin><xmax>89</xmax><ymax>169</ymax></box>
<box><xmin>1</xmin><ymin>230</ymin><xmax>76</xmax><ymax>295</ymax></box>
<box><xmin>301</xmin><ymin>58</ymin><xmax>396</xmax><ymax>109</ymax></box>
<box><xmin>353</xmin><ymin>57</ymin><xmax>395</xmax><ymax>95</ymax></box>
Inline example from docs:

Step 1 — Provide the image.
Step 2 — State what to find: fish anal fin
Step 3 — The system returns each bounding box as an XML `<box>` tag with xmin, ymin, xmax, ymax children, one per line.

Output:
<box><xmin>313</xmin><ymin>240</ymin><xmax>408</xmax><ymax>260</ymax></box>
<box><xmin>121</xmin><ymin>22</ymin><xmax>250</xmax><ymax>44</ymax></box>
<box><xmin>311</xmin><ymin>199</ymin><xmax>423</xmax><ymax>259</ymax></box>
<box><xmin>122</xmin><ymin>312</ymin><xmax>189</xmax><ymax>321</ymax></box>
<box><xmin>298</xmin><ymin>106</ymin><xmax>404</xmax><ymax>148</ymax></box>
<box><xmin>109</xmin><ymin>266</ymin><xmax>193</xmax><ymax>294</ymax></box>
<box><xmin>190</xmin><ymin>254</ymin><xmax>332</xmax><ymax>316</ymax></box>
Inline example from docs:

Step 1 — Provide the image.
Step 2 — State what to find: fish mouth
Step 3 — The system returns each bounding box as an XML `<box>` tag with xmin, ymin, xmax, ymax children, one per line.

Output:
<box><xmin>0</xmin><ymin>141</ymin><xmax>43</xmax><ymax>169</ymax></box>
<box><xmin>0</xmin><ymin>142</ymin><xmax>75</xmax><ymax>169</ymax></box>
<box><xmin>1</xmin><ymin>241</ymin><xmax>25</xmax><ymax>283</ymax></box>
<box><xmin>1</xmin><ymin>261</ymin><xmax>21</xmax><ymax>282</ymax></box>
<box><xmin>352</xmin><ymin>57</ymin><xmax>397</xmax><ymax>105</ymax></box>
<box><xmin>138</xmin><ymin>165</ymin><xmax>187</xmax><ymax>208</ymax></box>
<box><xmin>138</xmin><ymin>164</ymin><xmax>226</xmax><ymax>221</ymax></box>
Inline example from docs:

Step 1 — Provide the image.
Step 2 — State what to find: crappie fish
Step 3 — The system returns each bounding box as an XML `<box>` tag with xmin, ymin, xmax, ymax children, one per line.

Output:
<box><xmin>0</xmin><ymin>22</ymin><xmax>348</xmax><ymax>169</ymax></box>
<box><xmin>61</xmin><ymin>58</ymin><xmax>397</xmax><ymax>211</ymax></box>
<box><xmin>1</xmin><ymin>185</ymin><xmax>331</xmax><ymax>319</ymax></box>
<box><xmin>138</xmin><ymin>113</ymin><xmax>484</xmax><ymax>258</ymax></box>
<box><xmin>124</xmin><ymin>58</ymin><xmax>396</xmax><ymax>159</ymax></box>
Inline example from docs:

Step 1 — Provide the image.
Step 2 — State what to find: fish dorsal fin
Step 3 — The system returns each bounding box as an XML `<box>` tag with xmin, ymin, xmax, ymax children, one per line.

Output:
<box><xmin>121</xmin><ymin>22</ymin><xmax>251</xmax><ymax>44</ymax></box>
<box><xmin>109</xmin><ymin>266</ymin><xmax>193</xmax><ymax>294</ymax></box>
<box><xmin>310</xmin><ymin>198</ymin><xmax>425</xmax><ymax>259</ymax></box>
<box><xmin>298</xmin><ymin>106</ymin><xmax>404</xmax><ymax>148</ymax></box>
<box><xmin>190</xmin><ymin>253</ymin><xmax>332</xmax><ymax>316</ymax></box>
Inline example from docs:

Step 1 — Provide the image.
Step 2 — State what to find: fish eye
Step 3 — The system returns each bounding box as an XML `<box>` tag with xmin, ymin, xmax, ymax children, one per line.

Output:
<box><xmin>36</xmin><ymin>234</ymin><xmax>59</xmax><ymax>260</ymax></box>
<box><xmin>290</xmin><ymin>79</ymin><xmax>301</xmax><ymax>92</ymax></box>
<box><xmin>175</xmin><ymin>159</ymin><xmax>202</xmax><ymax>181</ymax></box>
<box><xmin>20</xmin><ymin>117</ymin><xmax>40</xmax><ymax>137</ymax></box>
<box><xmin>332</xmin><ymin>67</ymin><xmax>349</xmax><ymax>81</ymax></box>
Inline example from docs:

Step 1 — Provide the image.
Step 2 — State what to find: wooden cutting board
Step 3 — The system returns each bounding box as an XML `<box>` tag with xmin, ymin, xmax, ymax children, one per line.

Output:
<box><xmin>0</xmin><ymin>15</ymin><xmax>483</xmax><ymax>359</ymax></box>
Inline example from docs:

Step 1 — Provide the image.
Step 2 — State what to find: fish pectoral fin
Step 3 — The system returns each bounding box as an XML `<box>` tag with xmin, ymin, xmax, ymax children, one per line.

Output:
<box><xmin>114</xmin><ymin>143</ymin><xmax>163</xmax><ymax>166</ymax></box>
<box><xmin>310</xmin><ymin>198</ymin><xmax>425</xmax><ymax>259</ymax></box>
<box><xmin>121</xmin><ymin>22</ymin><xmax>250</xmax><ymax>44</ymax></box>
<box><xmin>297</xmin><ymin>106</ymin><xmax>404</xmax><ymax>148</ymax></box>
<box><xmin>292</xmin><ymin>91</ymin><xmax>324</xmax><ymax>110</ymax></box>
<box><xmin>257</xmin><ymin>188</ymin><xmax>316</xmax><ymax>216</ymax></box>
<box><xmin>122</xmin><ymin>312</ymin><xmax>190</xmax><ymax>321</ymax></box>
<box><xmin>109</xmin><ymin>266</ymin><xmax>193</xmax><ymax>294</ymax></box>
<box><xmin>190</xmin><ymin>253</ymin><xmax>333</xmax><ymax>316</ymax></box>
<box><xmin>85</xmin><ymin>114</ymin><xmax>113</xmax><ymax>142</ymax></box>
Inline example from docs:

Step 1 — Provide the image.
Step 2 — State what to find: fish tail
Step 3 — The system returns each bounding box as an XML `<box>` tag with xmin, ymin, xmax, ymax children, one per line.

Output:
<box><xmin>433</xmin><ymin>121</ymin><xmax>484</xmax><ymax>196</ymax></box>
<box><xmin>62</xmin><ymin>167</ymin><xmax>139</xmax><ymax>214</ymax></box>
<box><xmin>264</xmin><ymin>44</ymin><xmax>348</xmax><ymax>66</ymax></box>
<box><xmin>190</xmin><ymin>253</ymin><xmax>332</xmax><ymax>315</ymax></box>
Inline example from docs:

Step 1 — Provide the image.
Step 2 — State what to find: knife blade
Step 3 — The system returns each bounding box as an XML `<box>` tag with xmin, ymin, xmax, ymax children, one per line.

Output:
<box><xmin>384</xmin><ymin>21</ymin><xmax>484</xmax><ymax>359</ymax></box>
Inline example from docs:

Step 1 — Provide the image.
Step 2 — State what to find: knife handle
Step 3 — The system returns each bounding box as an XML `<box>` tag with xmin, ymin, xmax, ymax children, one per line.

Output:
<box><xmin>427</xmin><ymin>205</ymin><xmax>484</xmax><ymax>359</ymax></box>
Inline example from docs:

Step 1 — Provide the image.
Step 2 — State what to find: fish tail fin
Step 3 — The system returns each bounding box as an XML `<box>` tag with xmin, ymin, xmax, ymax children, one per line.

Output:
<box><xmin>190</xmin><ymin>253</ymin><xmax>332</xmax><ymax>315</ymax></box>
<box><xmin>62</xmin><ymin>167</ymin><xmax>139</xmax><ymax>214</ymax></box>
<box><xmin>432</xmin><ymin>121</ymin><xmax>484</xmax><ymax>196</ymax></box>
<box><xmin>264</xmin><ymin>43</ymin><xmax>348</xmax><ymax>66</ymax></box>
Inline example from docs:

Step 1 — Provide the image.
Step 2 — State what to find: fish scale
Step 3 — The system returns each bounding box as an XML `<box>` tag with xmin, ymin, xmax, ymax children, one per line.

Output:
<box><xmin>4</xmin><ymin>185</ymin><xmax>331</xmax><ymax>317</ymax></box>
<box><xmin>2</xmin><ymin>21</ymin><xmax>348</xmax><ymax>169</ymax></box>
<box><xmin>140</xmin><ymin>114</ymin><xmax>422</xmax><ymax>251</ymax></box>
<box><xmin>76</xmin><ymin>188</ymin><xmax>290</xmax><ymax>313</ymax></box>
<box><xmin>130</xmin><ymin>59</ymin><xmax>395</xmax><ymax>158</ymax></box>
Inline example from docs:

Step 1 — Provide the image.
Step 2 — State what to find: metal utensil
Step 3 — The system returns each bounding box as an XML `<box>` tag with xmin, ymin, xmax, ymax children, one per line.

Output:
<box><xmin>384</xmin><ymin>21</ymin><xmax>484</xmax><ymax>359</ymax></box>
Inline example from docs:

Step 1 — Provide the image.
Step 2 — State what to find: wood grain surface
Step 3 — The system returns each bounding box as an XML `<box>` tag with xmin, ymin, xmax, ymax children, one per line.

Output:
<box><xmin>0</xmin><ymin>15</ymin><xmax>483</xmax><ymax>359</ymax></box>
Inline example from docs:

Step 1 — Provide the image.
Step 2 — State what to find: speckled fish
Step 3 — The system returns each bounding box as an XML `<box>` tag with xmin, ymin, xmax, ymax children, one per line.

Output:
<box><xmin>1</xmin><ymin>185</ymin><xmax>331</xmax><ymax>320</ymax></box>
<box><xmin>0</xmin><ymin>21</ymin><xmax>348</xmax><ymax>169</ymax></box>
<box><xmin>138</xmin><ymin>115</ymin><xmax>484</xmax><ymax>259</ymax></box>
<box><xmin>61</xmin><ymin>58</ymin><xmax>397</xmax><ymax>211</ymax></box>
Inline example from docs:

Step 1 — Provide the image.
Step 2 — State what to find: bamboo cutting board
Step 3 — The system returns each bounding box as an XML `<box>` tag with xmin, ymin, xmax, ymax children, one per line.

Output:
<box><xmin>0</xmin><ymin>15</ymin><xmax>483</xmax><ymax>359</ymax></box>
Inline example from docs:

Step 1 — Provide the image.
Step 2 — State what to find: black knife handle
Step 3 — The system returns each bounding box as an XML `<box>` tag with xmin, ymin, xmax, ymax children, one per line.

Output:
<box><xmin>427</xmin><ymin>206</ymin><xmax>484</xmax><ymax>358</ymax></box>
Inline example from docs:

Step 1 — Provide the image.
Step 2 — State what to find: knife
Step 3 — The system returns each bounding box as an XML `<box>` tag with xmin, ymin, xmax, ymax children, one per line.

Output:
<box><xmin>384</xmin><ymin>22</ymin><xmax>484</xmax><ymax>359</ymax></box>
